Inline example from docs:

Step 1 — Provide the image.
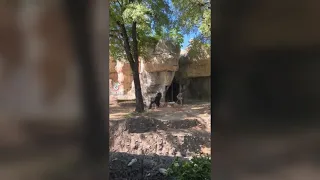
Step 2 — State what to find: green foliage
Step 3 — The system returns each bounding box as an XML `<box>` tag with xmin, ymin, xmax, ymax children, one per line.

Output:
<box><xmin>169</xmin><ymin>28</ymin><xmax>184</xmax><ymax>45</ymax></box>
<box><xmin>187</xmin><ymin>36</ymin><xmax>210</xmax><ymax>60</ymax></box>
<box><xmin>171</xmin><ymin>0</ymin><xmax>211</xmax><ymax>38</ymax></box>
<box><xmin>170</xmin><ymin>0</ymin><xmax>211</xmax><ymax>58</ymax></box>
<box><xmin>199</xmin><ymin>9</ymin><xmax>211</xmax><ymax>38</ymax></box>
<box><xmin>110</xmin><ymin>0</ymin><xmax>211</xmax><ymax>64</ymax></box>
<box><xmin>109</xmin><ymin>0</ymin><xmax>184</xmax><ymax>62</ymax></box>
<box><xmin>166</xmin><ymin>154</ymin><xmax>211</xmax><ymax>180</ymax></box>
<box><xmin>122</xmin><ymin>3</ymin><xmax>152</xmax><ymax>25</ymax></box>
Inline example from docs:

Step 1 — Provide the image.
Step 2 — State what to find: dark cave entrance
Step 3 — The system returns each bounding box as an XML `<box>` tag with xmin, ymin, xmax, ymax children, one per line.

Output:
<box><xmin>165</xmin><ymin>78</ymin><xmax>180</xmax><ymax>102</ymax></box>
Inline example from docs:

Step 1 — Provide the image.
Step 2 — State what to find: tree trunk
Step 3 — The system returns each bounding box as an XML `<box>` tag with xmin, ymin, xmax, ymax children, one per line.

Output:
<box><xmin>131</xmin><ymin>21</ymin><xmax>144</xmax><ymax>112</ymax></box>
<box><xmin>118</xmin><ymin>21</ymin><xmax>145</xmax><ymax>112</ymax></box>
<box><xmin>131</xmin><ymin>61</ymin><xmax>144</xmax><ymax>112</ymax></box>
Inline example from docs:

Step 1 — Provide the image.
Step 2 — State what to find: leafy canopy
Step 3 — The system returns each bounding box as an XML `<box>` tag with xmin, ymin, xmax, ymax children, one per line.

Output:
<box><xmin>171</xmin><ymin>0</ymin><xmax>211</xmax><ymax>38</ymax></box>
<box><xmin>171</xmin><ymin>0</ymin><xmax>211</xmax><ymax>53</ymax></box>
<box><xmin>109</xmin><ymin>0</ymin><xmax>184</xmax><ymax>62</ymax></box>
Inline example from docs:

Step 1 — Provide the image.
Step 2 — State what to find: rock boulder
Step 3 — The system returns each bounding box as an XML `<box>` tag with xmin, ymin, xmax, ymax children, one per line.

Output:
<box><xmin>184</xmin><ymin>45</ymin><xmax>211</xmax><ymax>78</ymax></box>
<box><xmin>175</xmin><ymin>44</ymin><xmax>211</xmax><ymax>100</ymax></box>
<box><xmin>139</xmin><ymin>40</ymin><xmax>181</xmax><ymax>105</ymax></box>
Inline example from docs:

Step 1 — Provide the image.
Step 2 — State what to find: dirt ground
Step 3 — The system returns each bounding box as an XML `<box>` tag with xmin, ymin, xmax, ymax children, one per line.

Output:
<box><xmin>109</xmin><ymin>100</ymin><xmax>211</xmax><ymax>179</ymax></box>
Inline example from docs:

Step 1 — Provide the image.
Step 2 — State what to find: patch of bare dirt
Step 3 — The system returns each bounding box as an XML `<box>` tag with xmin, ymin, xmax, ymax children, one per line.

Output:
<box><xmin>109</xmin><ymin>101</ymin><xmax>211</xmax><ymax>179</ymax></box>
<box><xmin>110</xmin><ymin>117</ymin><xmax>210</xmax><ymax>156</ymax></box>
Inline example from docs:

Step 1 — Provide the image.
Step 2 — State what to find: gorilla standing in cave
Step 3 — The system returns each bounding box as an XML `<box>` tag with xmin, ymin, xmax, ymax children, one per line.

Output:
<box><xmin>148</xmin><ymin>92</ymin><xmax>162</xmax><ymax>109</ymax></box>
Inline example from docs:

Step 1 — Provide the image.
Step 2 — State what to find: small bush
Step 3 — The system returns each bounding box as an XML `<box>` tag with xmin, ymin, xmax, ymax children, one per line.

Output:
<box><xmin>166</xmin><ymin>154</ymin><xmax>211</xmax><ymax>180</ymax></box>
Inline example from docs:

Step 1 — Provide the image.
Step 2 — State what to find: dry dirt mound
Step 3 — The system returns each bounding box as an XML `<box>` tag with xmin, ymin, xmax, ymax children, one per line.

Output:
<box><xmin>109</xmin><ymin>102</ymin><xmax>211</xmax><ymax>179</ymax></box>
<box><xmin>110</xmin><ymin>116</ymin><xmax>210</xmax><ymax>157</ymax></box>
<box><xmin>109</xmin><ymin>116</ymin><xmax>210</xmax><ymax>179</ymax></box>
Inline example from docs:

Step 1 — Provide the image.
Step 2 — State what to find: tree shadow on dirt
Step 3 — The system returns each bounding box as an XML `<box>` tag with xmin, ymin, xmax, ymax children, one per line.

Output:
<box><xmin>161</xmin><ymin>129</ymin><xmax>211</xmax><ymax>156</ymax></box>
<box><xmin>125</xmin><ymin>117</ymin><xmax>201</xmax><ymax>133</ymax></box>
<box><xmin>109</xmin><ymin>116</ymin><xmax>211</xmax><ymax>156</ymax></box>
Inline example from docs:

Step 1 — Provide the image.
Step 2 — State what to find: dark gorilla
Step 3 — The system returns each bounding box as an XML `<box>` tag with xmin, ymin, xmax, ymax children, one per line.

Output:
<box><xmin>149</xmin><ymin>92</ymin><xmax>162</xmax><ymax>109</ymax></box>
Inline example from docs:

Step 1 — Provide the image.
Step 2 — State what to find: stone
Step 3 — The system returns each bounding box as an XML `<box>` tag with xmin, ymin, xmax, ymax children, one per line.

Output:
<box><xmin>174</xmin><ymin>44</ymin><xmax>211</xmax><ymax>100</ymax></box>
<box><xmin>109</xmin><ymin>39</ymin><xmax>181</xmax><ymax>104</ymax></box>
<box><xmin>109</xmin><ymin>60</ymin><xmax>133</xmax><ymax>98</ymax></box>
<box><xmin>142</xmin><ymin>39</ymin><xmax>180</xmax><ymax>72</ymax></box>
<box><xmin>139</xmin><ymin>40</ymin><xmax>181</xmax><ymax>105</ymax></box>
<box><xmin>140</xmin><ymin>71</ymin><xmax>176</xmax><ymax>105</ymax></box>
<box><xmin>109</xmin><ymin>57</ymin><xmax>117</xmax><ymax>73</ymax></box>
<box><xmin>177</xmin><ymin>44</ymin><xmax>211</xmax><ymax>79</ymax></box>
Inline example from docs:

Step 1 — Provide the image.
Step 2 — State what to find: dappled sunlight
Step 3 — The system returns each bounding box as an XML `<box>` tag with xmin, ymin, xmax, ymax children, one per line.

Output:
<box><xmin>109</xmin><ymin>112</ymin><xmax>131</xmax><ymax>120</ymax></box>
<box><xmin>191</xmin><ymin>107</ymin><xmax>204</xmax><ymax>110</ymax></box>
<box><xmin>109</xmin><ymin>102</ymin><xmax>211</xmax><ymax>160</ymax></box>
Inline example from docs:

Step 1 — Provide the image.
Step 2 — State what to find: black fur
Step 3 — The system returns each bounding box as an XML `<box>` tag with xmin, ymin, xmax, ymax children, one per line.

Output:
<box><xmin>149</xmin><ymin>92</ymin><xmax>162</xmax><ymax>109</ymax></box>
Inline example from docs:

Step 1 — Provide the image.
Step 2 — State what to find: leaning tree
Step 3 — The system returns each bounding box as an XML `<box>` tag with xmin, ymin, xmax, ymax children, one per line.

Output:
<box><xmin>109</xmin><ymin>0</ymin><xmax>183</xmax><ymax>112</ymax></box>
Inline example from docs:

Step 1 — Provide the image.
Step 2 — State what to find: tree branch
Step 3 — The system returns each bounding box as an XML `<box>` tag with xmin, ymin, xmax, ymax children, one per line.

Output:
<box><xmin>193</xmin><ymin>0</ymin><xmax>211</xmax><ymax>9</ymax></box>
<box><xmin>116</xmin><ymin>0</ymin><xmax>123</xmax><ymax>9</ymax></box>
<box><xmin>117</xmin><ymin>21</ymin><xmax>135</xmax><ymax>65</ymax></box>
<box><xmin>110</xmin><ymin>29</ymin><xmax>121</xmax><ymax>33</ymax></box>
<box><xmin>109</xmin><ymin>33</ymin><xmax>119</xmax><ymax>38</ymax></box>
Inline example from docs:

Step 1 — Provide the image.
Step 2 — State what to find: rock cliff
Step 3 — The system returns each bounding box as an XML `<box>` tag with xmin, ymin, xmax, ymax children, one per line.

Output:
<box><xmin>139</xmin><ymin>40</ymin><xmax>180</xmax><ymax>105</ymax></box>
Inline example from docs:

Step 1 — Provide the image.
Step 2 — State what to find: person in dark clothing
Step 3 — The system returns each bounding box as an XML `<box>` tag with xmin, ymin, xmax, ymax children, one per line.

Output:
<box><xmin>149</xmin><ymin>92</ymin><xmax>162</xmax><ymax>109</ymax></box>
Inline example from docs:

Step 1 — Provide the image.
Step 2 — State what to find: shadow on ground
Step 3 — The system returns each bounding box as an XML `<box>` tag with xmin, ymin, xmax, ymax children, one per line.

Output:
<box><xmin>109</xmin><ymin>117</ymin><xmax>211</xmax><ymax>156</ymax></box>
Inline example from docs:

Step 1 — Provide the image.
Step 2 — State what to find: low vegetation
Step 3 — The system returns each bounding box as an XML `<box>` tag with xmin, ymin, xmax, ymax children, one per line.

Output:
<box><xmin>166</xmin><ymin>154</ymin><xmax>211</xmax><ymax>180</ymax></box>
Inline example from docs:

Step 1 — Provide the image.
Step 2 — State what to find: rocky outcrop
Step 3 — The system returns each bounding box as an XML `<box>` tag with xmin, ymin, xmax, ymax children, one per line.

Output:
<box><xmin>186</xmin><ymin>59</ymin><xmax>211</xmax><ymax>77</ymax></box>
<box><xmin>109</xmin><ymin>58</ymin><xmax>118</xmax><ymax>94</ymax></box>
<box><xmin>109</xmin><ymin>60</ymin><xmax>135</xmax><ymax>101</ymax></box>
<box><xmin>181</xmin><ymin>45</ymin><xmax>211</xmax><ymax>78</ymax></box>
<box><xmin>139</xmin><ymin>40</ymin><xmax>181</xmax><ymax>105</ymax></box>
<box><xmin>142</xmin><ymin>39</ymin><xmax>180</xmax><ymax>72</ymax></box>
<box><xmin>176</xmin><ymin>45</ymin><xmax>210</xmax><ymax>80</ymax></box>
<box><xmin>175</xmin><ymin>44</ymin><xmax>211</xmax><ymax>100</ymax></box>
<box><xmin>109</xmin><ymin>40</ymin><xmax>181</xmax><ymax>104</ymax></box>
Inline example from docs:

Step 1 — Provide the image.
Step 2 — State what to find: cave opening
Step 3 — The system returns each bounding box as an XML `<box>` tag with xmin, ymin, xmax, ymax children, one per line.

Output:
<box><xmin>165</xmin><ymin>78</ymin><xmax>180</xmax><ymax>102</ymax></box>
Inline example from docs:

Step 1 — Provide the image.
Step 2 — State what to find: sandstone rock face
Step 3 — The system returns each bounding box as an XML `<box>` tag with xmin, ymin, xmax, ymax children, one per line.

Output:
<box><xmin>140</xmin><ymin>71</ymin><xmax>176</xmax><ymax>105</ymax></box>
<box><xmin>176</xmin><ymin>45</ymin><xmax>211</xmax><ymax>84</ymax></box>
<box><xmin>109</xmin><ymin>57</ymin><xmax>117</xmax><ymax>73</ymax></box>
<box><xmin>109</xmin><ymin>60</ymin><xmax>134</xmax><ymax>100</ymax></box>
<box><xmin>142</xmin><ymin>40</ymin><xmax>180</xmax><ymax>72</ymax></box>
<box><xmin>186</xmin><ymin>59</ymin><xmax>211</xmax><ymax>77</ymax></box>
<box><xmin>175</xmin><ymin>45</ymin><xmax>211</xmax><ymax>101</ymax></box>
<box><xmin>140</xmin><ymin>40</ymin><xmax>180</xmax><ymax>105</ymax></box>
<box><xmin>109</xmin><ymin>40</ymin><xmax>180</xmax><ymax>104</ymax></box>
<box><xmin>184</xmin><ymin>46</ymin><xmax>211</xmax><ymax>78</ymax></box>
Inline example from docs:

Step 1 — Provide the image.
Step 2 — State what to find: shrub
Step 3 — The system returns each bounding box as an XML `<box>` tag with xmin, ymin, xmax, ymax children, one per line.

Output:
<box><xmin>166</xmin><ymin>154</ymin><xmax>211</xmax><ymax>180</ymax></box>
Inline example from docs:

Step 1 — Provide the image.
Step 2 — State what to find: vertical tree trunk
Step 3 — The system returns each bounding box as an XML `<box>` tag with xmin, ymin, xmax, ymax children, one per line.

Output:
<box><xmin>131</xmin><ymin>21</ymin><xmax>144</xmax><ymax>112</ymax></box>
<box><xmin>131</xmin><ymin>61</ymin><xmax>144</xmax><ymax>112</ymax></box>
<box><xmin>118</xmin><ymin>21</ymin><xmax>145</xmax><ymax>112</ymax></box>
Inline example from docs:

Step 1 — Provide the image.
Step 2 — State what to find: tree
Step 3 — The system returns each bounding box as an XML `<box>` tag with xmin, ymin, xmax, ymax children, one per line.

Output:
<box><xmin>109</xmin><ymin>0</ymin><xmax>183</xmax><ymax>112</ymax></box>
<box><xmin>171</xmin><ymin>0</ymin><xmax>211</xmax><ymax>53</ymax></box>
